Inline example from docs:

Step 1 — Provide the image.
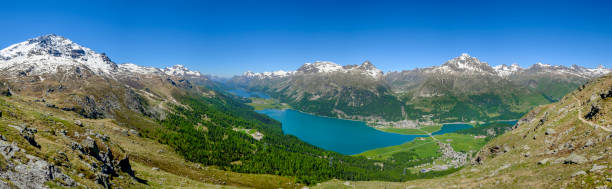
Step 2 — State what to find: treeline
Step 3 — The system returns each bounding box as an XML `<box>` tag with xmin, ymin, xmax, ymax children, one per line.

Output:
<box><xmin>141</xmin><ymin>88</ymin><xmax>457</xmax><ymax>184</ymax></box>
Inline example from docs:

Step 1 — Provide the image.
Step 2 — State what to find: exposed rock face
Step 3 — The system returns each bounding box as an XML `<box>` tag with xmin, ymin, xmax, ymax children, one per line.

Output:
<box><xmin>0</xmin><ymin>140</ymin><xmax>77</xmax><ymax>188</ymax></box>
<box><xmin>584</xmin><ymin>105</ymin><xmax>600</xmax><ymax>120</ymax></box>
<box><xmin>73</xmin><ymin>135</ymin><xmax>145</xmax><ymax>187</ymax></box>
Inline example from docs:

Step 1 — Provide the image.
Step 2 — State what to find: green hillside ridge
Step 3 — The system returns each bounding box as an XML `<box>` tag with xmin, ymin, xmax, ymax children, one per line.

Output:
<box><xmin>0</xmin><ymin>95</ymin><xmax>300</xmax><ymax>188</ymax></box>
<box><xmin>152</xmin><ymin>89</ymin><xmax>462</xmax><ymax>184</ymax></box>
<box><xmin>317</xmin><ymin>74</ymin><xmax>612</xmax><ymax>188</ymax></box>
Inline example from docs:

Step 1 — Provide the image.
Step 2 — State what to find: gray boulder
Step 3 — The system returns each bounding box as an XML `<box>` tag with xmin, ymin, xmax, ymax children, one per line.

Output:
<box><xmin>564</xmin><ymin>153</ymin><xmax>587</xmax><ymax>164</ymax></box>
<box><xmin>545</xmin><ymin>128</ymin><xmax>556</xmax><ymax>135</ymax></box>
<box><xmin>590</xmin><ymin>164</ymin><xmax>606</xmax><ymax>173</ymax></box>
<box><xmin>571</xmin><ymin>170</ymin><xmax>586</xmax><ymax>177</ymax></box>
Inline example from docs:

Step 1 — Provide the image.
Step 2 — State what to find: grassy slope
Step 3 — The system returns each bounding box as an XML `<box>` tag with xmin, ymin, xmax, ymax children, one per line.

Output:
<box><xmin>355</xmin><ymin>137</ymin><xmax>440</xmax><ymax>161</ymax></box>
<box><xmin>0</xmin><ymin>96</ymin><xmax>302</xmax><ymax>189</ymax></box>
<box><xmin>356</xmin><ymin>133</ymin><xmax>486</xmax><ymax>161</ymax></box>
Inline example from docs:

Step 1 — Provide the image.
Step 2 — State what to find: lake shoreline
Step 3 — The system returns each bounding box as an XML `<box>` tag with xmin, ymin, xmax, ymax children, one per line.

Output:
<box><xmin>230</xmin><ymin>88</ymin><xmax>518</xmax><ymax>130</ymax></box>
<box><xmin>256</xmin><ymin>108</ymin><xmax>429</xmax><ymax>155</ymax></box>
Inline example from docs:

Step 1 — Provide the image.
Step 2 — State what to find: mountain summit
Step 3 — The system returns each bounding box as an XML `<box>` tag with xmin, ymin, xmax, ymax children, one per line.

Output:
<box><xmin>434</xmin><ymin>53</ymin><xmax>497</xmax><ymax>75</ymax></box>
<box><xmin>430</xmin><ymin>53</ymin><xmax>609</xmax><ymax>78</ymax></box>
<box><xmin>0</xmin><ymin>34</ymin><xmax>118</xmax><ymax>76</ymax></box>
<box><xmin>0</xmin><ymin>34</ymin><xmax>211</xmax><ymax>80</ymax></box>
<box><xmin>164</xmin><ymin>64</ymin><xmax>202</xmax><ymax>77</ymax></box>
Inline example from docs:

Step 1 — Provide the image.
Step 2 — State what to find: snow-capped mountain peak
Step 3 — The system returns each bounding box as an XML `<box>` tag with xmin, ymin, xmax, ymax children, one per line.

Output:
<box><xmin>459</xmin><ymin>53</ymin><xmax>471</xmax><ymax>60</ymax></box>
<box><xmin>244</xmin><ymin>60</ymin><xmax>383</xmax><ymax>79</ymax></box>
<box><xmin>298</xmin><ymin>61</ymin><xmax>344</xmax><ymax>73</ymax></box>
<box><xmin>520</xmin><ymin>62</ymin><xmax>610</xmax><ymax>78</ymax></box>
<box><xmin>352</xmin><ymin>61</ymin><xmax>383</xmax><ymax>78</ymax></box>
<box><xmin>297</xmin><ymin>60</ymin><xmax>383</xmax><ymax>78</ymax></box>
<box><xmin>533</xmin><ymin>62</ymin><xmax>552</xmax><ymax>68</ymax></box>
<box><xmin>434</xmin><ymin>53</ymin><xmax>496</xmax><ymax>75</ymax></box>
<box><xmin>0</xmin><ymin>34</ymin><xmax>118</xmax><ymax>76</ymax></box>
<box><xmin>163</xmin><ymin>64</ymin><xmax>201</xmax><ymax>77</ymax></box>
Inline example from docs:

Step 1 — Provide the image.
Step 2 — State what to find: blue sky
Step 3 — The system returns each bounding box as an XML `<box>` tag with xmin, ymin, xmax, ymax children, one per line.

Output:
<box><xmin>1</xmin><ymin>0</ymin><xmax>611</xmax><ymax>76</ymax></box>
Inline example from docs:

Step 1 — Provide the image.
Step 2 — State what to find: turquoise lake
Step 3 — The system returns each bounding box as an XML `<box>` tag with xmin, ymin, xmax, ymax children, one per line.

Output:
<box><xmin>257</xmin><ymin>109</ymin><xmax>428</xmax><ymax>155</ymax></box>
<box><xmin>228</xmin><ymin>88</ymin><xmax>270</xmax><ymax>99</ymax></box>
<box><xmin>231</xmin><ymin>89</ymin><xmax>482</xmax><ymax>155</ymax></box>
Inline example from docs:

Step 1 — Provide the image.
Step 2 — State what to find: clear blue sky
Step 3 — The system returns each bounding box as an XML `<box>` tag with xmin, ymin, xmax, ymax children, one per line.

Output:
<box><xmin>1</xmin><ymin>0</ymin><xmax>611</xmax><ymax>76</ymax></box>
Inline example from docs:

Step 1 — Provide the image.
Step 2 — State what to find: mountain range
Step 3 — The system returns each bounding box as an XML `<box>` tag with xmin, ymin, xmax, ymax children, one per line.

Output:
<box><xmin>230</xmin><ymin>53</ymin><xmax>610</xmax><ymax>124</ymax></box>
<box><xmin>0</xmin><ymin>34</ymin><xmax>470</xmax><ymax>188</ymax></box>
<box><xmin>0</xmin><ymin>34</ymin><xmax>609</xmax><ymax>188</ymax></box>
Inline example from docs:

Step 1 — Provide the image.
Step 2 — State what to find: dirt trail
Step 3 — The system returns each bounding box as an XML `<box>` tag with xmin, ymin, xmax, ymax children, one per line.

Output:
<box><xmin>573</xmin><ymin>95</ymin><xmax>611</xmax><ymax>132</ymax></box>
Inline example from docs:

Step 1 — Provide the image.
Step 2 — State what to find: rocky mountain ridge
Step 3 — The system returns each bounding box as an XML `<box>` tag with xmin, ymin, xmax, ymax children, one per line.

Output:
<box><xmin>241</xmin><ymin>53</ymin><xmax>609</xmax><ymax>80</ymax></box>
<box><xmin>244</xmin><ymin>60</ymin><xmax>383</xmax><ymax>79</ymax></box>
<box><xmin>0</xmin><ymin>34</ymin><xmax>204</xmax><ymax>79</ymax></box>
<box><xmin>0</xmin><ymin>34</ymin><xmax>210</xmax><ymax>120</ymax></box>
<box><xmin>232</xmin><ymin>53</ymin><xmax>610</xmax><ymax>123</ymax></box>
<box><xmin>0</xmin><ymin>34</ymin><xmax>118</xmax><ymax>76</ymax></box>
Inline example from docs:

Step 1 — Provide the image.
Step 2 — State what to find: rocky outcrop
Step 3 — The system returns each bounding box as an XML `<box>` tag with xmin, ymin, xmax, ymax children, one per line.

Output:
<box><xmin>0</xmin><ymin>140</ymin><xmax>77</xmax><ymax>188</ymax></box>
<box><xmin>21</xmin><ymin>126</ymin><xmax>40</xmax><ymax>148</ymax></box>
<box><xmin>71</xmin><ymin>135</ymin><xmax>145</xmax><ymax>187</ymax></box>
<box><xmin>584</xmin><ymin>105</ymin><xmax>599</xmax><ymax>120</ymax></box>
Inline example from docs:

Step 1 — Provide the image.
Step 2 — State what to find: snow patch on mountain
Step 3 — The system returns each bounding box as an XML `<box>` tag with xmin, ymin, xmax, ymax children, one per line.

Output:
<box><xmin>298</xmin><ymin>61</ymin><xmax>344</xmax><ymax>73</ymax></box>
<box><xmin>352</xmin><ymin>61</ymin><xmax>383</xmax><ymax>78</ymax></box>
<box><xmin>588</xmin><ymin>65</ymin><xmax>610</xmax><ymax>76</ymax></box>
<box><xmin>118</xmin><ymin>63</ymin><xmax>163</xmax><ymax>75</ymax></box>
<box><xmin>297</xmin><ymin>61</ymin><xmax>383</xmax><ymax>78</ymax></box>
<box><xmin>163</xmin><ymin>65</ymin><xmax>201</xmax><ymax>77</ymax></box>
<box><xmin>245</xmin><ymin>60</ymin><xmax>383</xmax><ymax>79</ymax></box>
<box><xmin>525</xmin><ymin>62</ymin><xmax>610</xmax><ymax>78</ymax></box>
<box><xmin>244</xmin><ymin>70</ymin><xmax>295</xmax><ymax>79</ymax></box>
<box><xmin>432</xmin><ymin>53</ymin><xmax>497</xmax><ymax>75</ymax></box>
<box><xmin>493</xmin><ymin>64</ymin><xmax>522</xmax><ymax>77</ymax></box>
<box><xmin>425</xmin><ymin>54</ymin><xmax>610</xmax><ymax>78</ymax></box>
